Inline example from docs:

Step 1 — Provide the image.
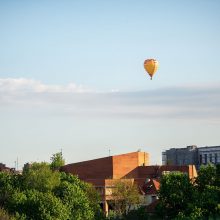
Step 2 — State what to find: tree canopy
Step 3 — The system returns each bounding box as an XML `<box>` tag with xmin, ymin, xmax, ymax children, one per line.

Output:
<box><xmin>1</xmin><ymin>154</ymin><xmax>220</xmax><ymax>220</ymax></box>
<box><xmin>110</xmin><ymin>179</ymin><xmax>141</xmax><ymax>217</ymax></box>
<box><xmin>0</xmin><ymin>153</ymin><xmax>102</xmax><ymax>220</ymax></box>
<box><xmin>50</xmin><ymin>152</ymin><xmax>65</xmax><ymax>171</ymax></box>
<box><xmin>157</xmin><ymin>165</ymin><xmax>220</xmax><ymax>219</ymax></box>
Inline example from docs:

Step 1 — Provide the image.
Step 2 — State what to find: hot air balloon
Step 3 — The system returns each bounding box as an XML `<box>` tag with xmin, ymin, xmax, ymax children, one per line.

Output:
<box><xmin>144</xmin><ymin>59</ymin><xmax>159</xmax><ymax>80</ymax></box>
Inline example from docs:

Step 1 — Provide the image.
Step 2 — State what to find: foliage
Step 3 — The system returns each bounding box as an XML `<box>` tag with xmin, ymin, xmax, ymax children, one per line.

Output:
<box><xmin>0</xmin><ymin>153</ymin><xmax>103</xmax><ymax>220</ymax></box>
<box><xmin>83</xmin><ymin>182</ymin><xmax>104</xmax><ymax>219</ymax></box>
<box><xmin>123</xmin><ymin>206</ymin><xmax>151</xmax><ymax>220</ymax></box>
<box><xmin>215</xmin><ymin>164</ymin><xmax>220</xmax><ymax>186</ymax></box>
<box><xmin>157</xmin><ymin>172</ymin><xmax>196</xmax><ymax>219</ymax></box>
<box><xmin>196</xmin><ymin>163</ymin><xmax>217</xmax><ymax>191</ymax></box>
<box><xmin>157</xmin><ymin>165</ymin><xmax>220</xmax><ymax>219</ymax></box>
<box><xmin>106</xmin><ymin>207</ymin><xmax>159</xmax><ymax>220</ymax></box>
<box><xmin>22</xmin><ymin>162</ymin><xmax>61</xmax><ymax>192</ymax></box>
<box><xmin>7</xmin><ymin>189</ymin><xmax>69</xmax><ymax>220</ymax></box>
<box><xmin>59</xmin><ymin>171</ymin><xmax>103</xmax><ymax>218</ymax></box>
<box><xmin>195</xmin><ymin>164</ymin><xmax>220</xmax><ymax>218</ymax></box>
<box><xmin>50</xmin><ymin>152</ymin><xmax>65</xmax><ymax>171</ymax></box>
<box><xmin>2</xmin><ymin>158</ymin><xmax>220</xmax><ymax>220</ymax></box>
<box><xmin>110</xmin><ymin>179</ymin><xmax>140</xmax><ymax>216</ymax></box>
<box><xmin>107</xmin><ymin>210</ymin><xmax>120</xmax><ymax>220</ymax></box>
<box><xmin>0</xmin><ymin>172</ymin><xmax>17</xmax><ymax>207</ymax></box>
<box><xmin>0</xmin><ymin>207</ymin><xmax>11</xmax><ymax>220</ymax></box>
<box><xmin>54</xmin><ymin>180</ymin><xmax>94</xmax><ymax>220</ymax></box>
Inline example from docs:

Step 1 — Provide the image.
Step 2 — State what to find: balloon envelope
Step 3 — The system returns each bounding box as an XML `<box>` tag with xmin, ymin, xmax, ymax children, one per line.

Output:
<box><xmin>144</xmin><ymin>59</ymin><xmax>159</xmax><ymax>79</ymax></box>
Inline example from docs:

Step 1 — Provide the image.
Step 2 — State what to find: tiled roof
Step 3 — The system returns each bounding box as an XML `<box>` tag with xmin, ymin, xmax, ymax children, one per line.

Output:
<box><xmin>152</xmin><ymin>179</ymin><xmax>160</xmax><ymax>191</ymax></box>
<box><xmin>142</xmin><ymin>178</ymin><xmax>160</xmax><ymax>195</ymax></box>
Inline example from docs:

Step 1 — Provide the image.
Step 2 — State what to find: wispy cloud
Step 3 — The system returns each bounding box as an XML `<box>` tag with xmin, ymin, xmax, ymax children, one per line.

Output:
<box><xmin>1</xmin><ymin>78</ymin><xmax>220</xmax><ymax>121</ymax></box>
<box><xmin>0</xmin><ymin>78</ymin><xmax>90</xmax><ymax>93</ymax></box>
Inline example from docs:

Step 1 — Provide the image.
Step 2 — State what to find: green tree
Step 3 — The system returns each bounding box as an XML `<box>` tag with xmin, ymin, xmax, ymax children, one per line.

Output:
<box><xmin>123</xmin><ymin>206</ymin><xmax>150</xmax><ymax>220</ymax></box>
<box><xmin>110</xmin><ymin>179</ymin><xmax>140</xmax><ymax>217</ymax></box>
<box><xmin>157</xmin><ymin>166</ymin><xmax>220</xmax><ymax>219</ymax></box>
<box><xmin>2</xmin><ymin>169</ymin><xmax>100</xmax><ymax>220</ymax></box>
<box><xmin>157</xmin><ymin>172</ymin><xmax>198</xmax><ymax>219</ymax></box>
<box><xmin>0</xmin><ymin>172</ymin><xmax>19</xmax><ymax>207</ymax></box>
<box><xmin>82</xmin><ymin>182</ymin><xmax>104</xmax><ymax>219</ymax></box>
<box><xmin>0</xmin><ymin>207</ymin><xmax>12</xmax><ymax>220</ymax></box>
<box><xmin>54</xmin><ymin>179</ymin><xmax>94</xmax><ymax>219</ymax></box>
<box><xmin>7</xmin><ymin>189</ymin><xmax>69</xmax><ymax>220</ymax></box>
<box><xmin>0</xmin><ymin>156</ymin><xmax>104</xmax><ymax>220</ymax></box>
<box><xmin>59</xmin><ymin>172</ymin><xmax>104</xmax><ymax>219</ymax></box>
<box><xmin>50</xmin><ymin>152</ymin><xmax>65</xmax><ymax>171</ymax></box>
<box><xmin>22</xmin><ymin>162</ymin><xmax>60</xmax><ymax>192</ymax></box>
<box><xmin>196</xmin><ymin>163</ymin><xmax>216</xmax><ymax>191</ymax></box>
<box><xmin>195</xmin><ymin>164</ymin><xmax>220</xmax><ymax>218</ymax></box>
<box><xmin>215</xmin><ymin>164</ymin><xmax>220</xmax><ymax>186</ymax></box>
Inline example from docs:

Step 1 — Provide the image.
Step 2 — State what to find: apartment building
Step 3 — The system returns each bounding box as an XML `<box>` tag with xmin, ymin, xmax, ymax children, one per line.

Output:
<box><xmin>162</xmin><ymin>145</ymin><xmax>220</xmax><ymax>169</ymax></box>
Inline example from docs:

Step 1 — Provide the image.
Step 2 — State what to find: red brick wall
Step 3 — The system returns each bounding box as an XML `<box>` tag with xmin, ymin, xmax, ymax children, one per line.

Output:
<box><xmin>138</xmin><ymin>152</ymin><xmax>149</xmax><ymax>166</ymax></box>
<box><xmin>138</xmin><ymin>165</ymin><xmax>197</xmax><ymax>179</ymax></box>
<box><xmin>112</xmin><ymin>152</ymin><xmax>149</xmax><ymax>179</ymax></box>
<box><xmin>61</xmin><ymin>152</ymin><xmax>150</xmax><ymax>180</ymax></box>
<box><xmin>61</xmin><ymin>154</ymin><xmax>197</xmax><ymax>183</ymax></box>
<box><xmin>112</xmin><ymin>152</ymin><xmax>139</xmax><ymax>179</ymax></box>
<box><xmin>60</xmin><ymin>156</ymin><xmax>113</xmax><ymax>180</ymax></box>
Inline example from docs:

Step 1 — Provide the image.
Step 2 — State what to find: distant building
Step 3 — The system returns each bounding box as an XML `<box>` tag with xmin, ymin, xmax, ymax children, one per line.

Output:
<box><xmin>198</xmin><ymin>146</ymin><xmax>220</xmax><ymax>165</ymax></box>
<box><xmin>61</xmin><ymin>151</ymin><xmax>197</xmax><ymax>215</ymax></box>
<box><xmin>162</xmin><ymin>145</ymin><xmax>220</xmax><ymax>169</ymax></box>
<box><xmin>0</xmin><ymin>163</ymin><xmax>15</xmax><ymax>173</ymax></box>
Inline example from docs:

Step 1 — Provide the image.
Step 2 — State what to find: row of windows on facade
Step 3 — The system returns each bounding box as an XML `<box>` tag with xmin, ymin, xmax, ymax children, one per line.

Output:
<box><xmin>200</xmin><ymin>153</ymin><xmax>219</xmax><ymax>164</ymax></box>
<box><xmin>162</xmin><ymin>153</ymin><xmax>220</xmax><ymax>165</ymax></box>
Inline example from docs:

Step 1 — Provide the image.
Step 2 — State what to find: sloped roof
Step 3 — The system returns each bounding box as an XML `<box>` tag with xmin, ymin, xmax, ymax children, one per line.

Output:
<box><xmin>142</xmin><ymin>178</ymin><xmax>160</xmax><ymax>195</ymax></box>
<box><xmin>152</xmin><ymin>179</ymin><xmax>160</xmax><ymax>191</ymax></box>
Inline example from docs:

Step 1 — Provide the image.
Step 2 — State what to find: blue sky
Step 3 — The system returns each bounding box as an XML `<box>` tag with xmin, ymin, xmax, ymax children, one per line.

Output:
<box><xmin>0</xmin><ymin>0</ymin><xmax>220</xmax><ymax>169</ymax></box>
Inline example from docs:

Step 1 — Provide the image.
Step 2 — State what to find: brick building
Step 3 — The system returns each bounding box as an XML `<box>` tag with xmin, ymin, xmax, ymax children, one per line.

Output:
<box><xmin>61</xmin><ymin>151</ymin><xmax>197</xmax><ymax>214</ymax></box>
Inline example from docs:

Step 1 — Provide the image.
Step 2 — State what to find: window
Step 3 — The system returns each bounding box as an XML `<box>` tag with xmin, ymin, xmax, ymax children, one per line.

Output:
<box><xmin>204</xmin><ymin>154</ymin><xmax>207</xmax><ymax>164</ymax></box>
<box><xmin>199</xmin><ymin>155</ymin><xmax>202</xmax><ymax>164</ymax></box>
<box><xmin>209</xmin><ymin>154</ymin><xmax>212</xmax><ymax>163</ymax></box>
<box><xmin>162</xmin><ymin>152</ymin><xmax>167</xmax><ymax>165</ymax></box>
<box><xmin>215</xmin><ymin>153</ymin><xmax>218</xmax><ymax>164</ymax></box>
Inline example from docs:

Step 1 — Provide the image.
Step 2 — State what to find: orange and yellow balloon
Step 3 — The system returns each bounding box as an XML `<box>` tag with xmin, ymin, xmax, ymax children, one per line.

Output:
<box><xmin>144</xmin><ymin>59</ymin><xmax>159</xmax><ymax>80</ymax></box>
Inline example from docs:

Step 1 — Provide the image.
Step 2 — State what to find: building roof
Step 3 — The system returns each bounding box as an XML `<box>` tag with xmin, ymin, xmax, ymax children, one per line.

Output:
<box><xmin>0</xmin><ymin>163</ymin><xmax>15</xmax><ymax>173</ymax></box>
<box><xmin>142</xmin><ymin>178</ymin><xmax>160</xmax><ymax>195</ymax></box>
<box><xmin>61</xmin><ymin>152</ymin><xmax>197</xmax><ymax>184</ymax></box>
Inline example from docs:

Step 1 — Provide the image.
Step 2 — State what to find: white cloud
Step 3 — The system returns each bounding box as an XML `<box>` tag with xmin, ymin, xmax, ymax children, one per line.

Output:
<box><xmin>0</xmin><ymin>78</ymin><xmax>220</xmax><ymax>121</ymax></box>
<box><xmin>0</xmin><ymin>78</ymin><xmax>90</xmax><ymax>93</ymax></box>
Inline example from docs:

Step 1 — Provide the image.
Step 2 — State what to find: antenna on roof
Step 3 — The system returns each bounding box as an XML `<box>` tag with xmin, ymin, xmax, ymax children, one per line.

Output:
<box><xmin>17</xmin><ymin>157</ymin><xmax>18</xmax><ymax>170</ymax></box>
<box><xmin>14</xmin><ymin>157</ymin><xmax>18</xmax><ymax>170</ymax></box>
<box><xmin>109</xmin><ymin>149</ymin><xmax>111</xmax><ymax>157</ymax></box>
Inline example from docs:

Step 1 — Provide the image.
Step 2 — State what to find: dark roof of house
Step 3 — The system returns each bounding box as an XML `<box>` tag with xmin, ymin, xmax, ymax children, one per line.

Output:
<box><xmin>142</xmin><ymin>178</ymin><xmax>160</xmax><ymax>195</ymax></box>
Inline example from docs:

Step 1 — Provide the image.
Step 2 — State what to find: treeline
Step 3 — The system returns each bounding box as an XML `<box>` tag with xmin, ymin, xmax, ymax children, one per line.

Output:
<box><xmin>0</xmin><ymin>153</ymin><xmax>104</xmax><ymax>220</ymax></box>
<box><xmin>0</xmin><ymin>152</ymin><xmax>220</xmax><ymax>220</ymax></box>
<box><xmin>156</xmin><ymin>164</ymin><xmax>220</xmax><ymax>219</ymax></box>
